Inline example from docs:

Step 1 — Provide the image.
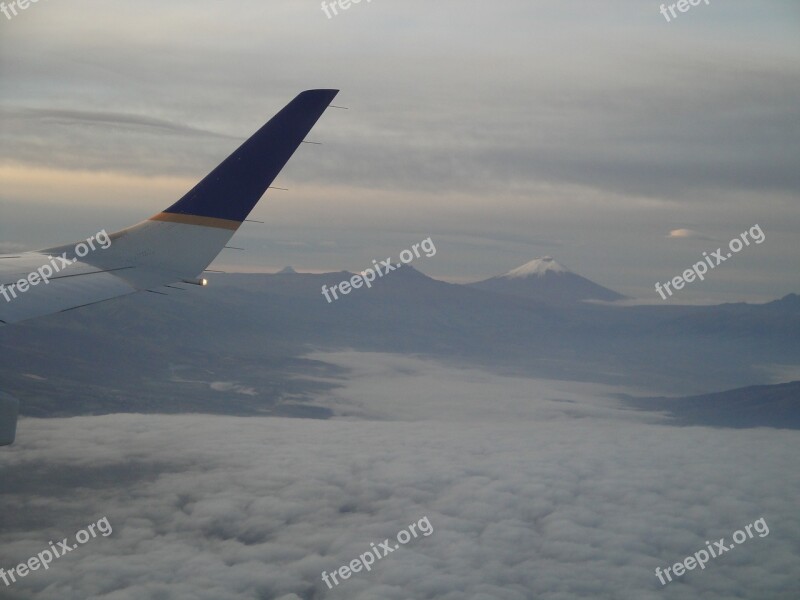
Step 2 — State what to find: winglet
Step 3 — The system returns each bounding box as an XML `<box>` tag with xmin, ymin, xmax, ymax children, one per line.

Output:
<box><xmin>154</xmin><ymin>89</ymin><xmax>339</xmax><ymax>227</ymax></box>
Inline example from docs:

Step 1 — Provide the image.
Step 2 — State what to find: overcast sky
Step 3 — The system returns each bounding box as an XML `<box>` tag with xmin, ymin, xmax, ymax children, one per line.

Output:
<box><xmin>1</xmin><ymin>0</ymin><xmax>798</xmax><ymax>302</ymax></box>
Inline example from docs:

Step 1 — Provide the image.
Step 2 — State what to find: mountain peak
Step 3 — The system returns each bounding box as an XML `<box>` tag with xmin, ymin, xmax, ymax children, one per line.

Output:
<box><xmin>277</xmin><ymin>266</ymin><xmax>297</xmax><ymax>274</ymax></box>
<box><xmin>502</xmin><ymin>256</ymin><xmax>570</xmax><ymax>279</ymax></box>
<box><xmin>468</xmin><ymin>256</ymin><xmax>625</xmax><ymax>303</ymax></box>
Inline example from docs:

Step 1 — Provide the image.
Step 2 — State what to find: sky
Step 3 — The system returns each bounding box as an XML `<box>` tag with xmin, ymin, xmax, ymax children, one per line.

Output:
<box><xmin>1</xmin><ymin>0</ymin><xmax>799</xmax><ymax>303</ymax></box>
<box><xmin>2</xmin><ymin>351</ymin><xmax>798</xmax><ymax>599</ymax></box>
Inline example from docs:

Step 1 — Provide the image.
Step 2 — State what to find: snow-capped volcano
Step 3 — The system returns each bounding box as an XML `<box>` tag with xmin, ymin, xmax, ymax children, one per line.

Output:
<box><xmin>502</xmin><ymin>256</ymin><xmax>569</xmax><ymax>278</ymax></box>
<box><xmin>468</xmin><ymin>256</ymin><xmax>626</xmax><ymax>304</ymax></box>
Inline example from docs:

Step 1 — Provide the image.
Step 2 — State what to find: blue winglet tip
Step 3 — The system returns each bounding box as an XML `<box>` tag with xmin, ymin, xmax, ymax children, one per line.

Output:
<box><xmin>162</xmin><ymin>89</ymin><xmax>340</xmax><ymax>224</ymax></box>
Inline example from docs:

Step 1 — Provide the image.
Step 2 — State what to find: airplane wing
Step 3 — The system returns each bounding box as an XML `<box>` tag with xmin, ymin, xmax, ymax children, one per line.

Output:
<box><xmin>0</xmin><ymin>88</ymin><xmax>339</xmax><ymax>445</ymax></box>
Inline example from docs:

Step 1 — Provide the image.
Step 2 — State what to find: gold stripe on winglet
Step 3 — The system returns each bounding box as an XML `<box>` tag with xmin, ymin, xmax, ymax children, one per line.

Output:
<box><xmin>149</xmin><ymin>212</ymin><xmax>241</xmax><ymax>230</ymax></box>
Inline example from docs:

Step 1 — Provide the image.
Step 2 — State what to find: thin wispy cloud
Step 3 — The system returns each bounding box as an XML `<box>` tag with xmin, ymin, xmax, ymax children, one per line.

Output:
<box><xmin>666</xmin><ymin>228</ymin><xmax>715</xmax><ymax>241</ymax></box>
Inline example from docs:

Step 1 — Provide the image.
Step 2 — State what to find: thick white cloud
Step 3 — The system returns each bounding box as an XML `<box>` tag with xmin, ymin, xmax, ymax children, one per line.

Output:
<box><xmin>1</xmin><ymin>352</ymin><xmax>797</xmax><ymax>599</ymax></box>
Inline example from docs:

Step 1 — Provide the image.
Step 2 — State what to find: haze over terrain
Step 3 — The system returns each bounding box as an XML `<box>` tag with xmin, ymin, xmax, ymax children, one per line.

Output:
<box><xmin>1</xmin><ymin>265</ymin><xmax>798</xmax><ymax>597</ymax></box>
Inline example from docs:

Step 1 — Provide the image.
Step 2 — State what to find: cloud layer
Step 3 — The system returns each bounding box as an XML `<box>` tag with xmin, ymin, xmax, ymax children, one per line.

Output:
<box><xmin>1</xmin><ymin>352</ymin><xmax>798</xmax><ymax>599</ymax></box>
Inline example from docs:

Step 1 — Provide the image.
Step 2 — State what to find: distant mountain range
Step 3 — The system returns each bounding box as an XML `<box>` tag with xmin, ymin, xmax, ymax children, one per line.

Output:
<box><xmin>1</xmin><ymin>263</ymin><xmax>797</xmax><ymax>421</ymax></box>
<box><xmin>468</xmin><ymin>256</ymin><xmax>626</xmax><ymax>304</ymax></box>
